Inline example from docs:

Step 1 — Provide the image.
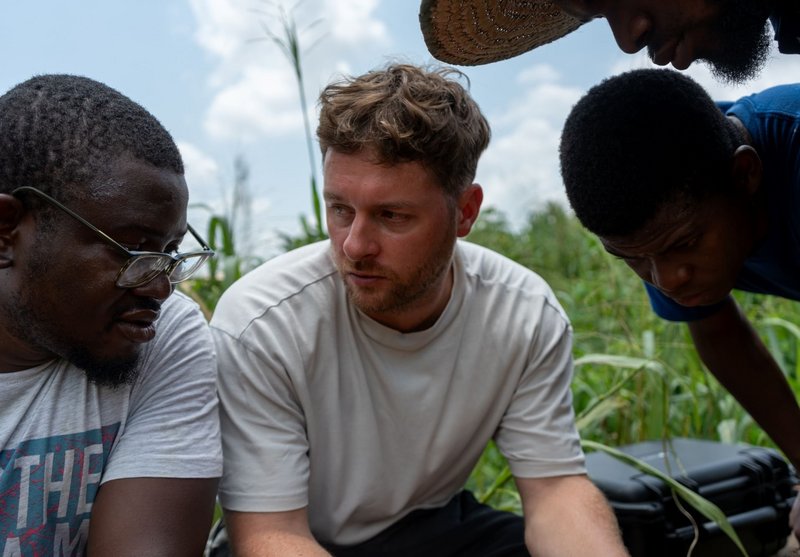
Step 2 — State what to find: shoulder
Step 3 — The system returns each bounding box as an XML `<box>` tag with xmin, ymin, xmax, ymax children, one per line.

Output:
<box><xmin>163</xmin><ymin>289</ymin><xmax>207</xmax><ymax>320</ymax></box>
<box><xmin>456</xmin><ymin>241</ymin><xmax>570</xmax><ymax>326</ymax></box>
<box><xmin>723</xmin><ymin>85</ymin><xmax>800</xmax><ymax>156</ymax></box>
<box><xmin>135</xmin><ymin>290</ymin><xmax>215</xmax><ymax>382</ymax></box>
<box><xmin>210</xmin><ymin>240</ymin><xmax>339</xmax><ymax>336</ymax></box>
<box><xmin>154</xmin><ymin>290</ymin><xmax>211</xmax><ymax>339</ymax></box>
<box><xmin>457</xmin><ymin>241</ymin><xmax>560</xmax><ymax>296</ymax></box>
<box><xmin>726</xmin><ymin>85</ymin><xmax>800</xmax><ymax>124</ymax></box>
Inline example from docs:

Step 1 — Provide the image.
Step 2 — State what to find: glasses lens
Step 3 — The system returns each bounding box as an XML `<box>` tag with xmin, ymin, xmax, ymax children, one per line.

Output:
<box><xmin>168</xmin><ymin>253</ymin><xmax>210</xmax><ymax>283</ymax></box>
<box><xmin>117</xmin><ymin>254</ymin><xmax>172</xmax><ymax>288</ymax></box>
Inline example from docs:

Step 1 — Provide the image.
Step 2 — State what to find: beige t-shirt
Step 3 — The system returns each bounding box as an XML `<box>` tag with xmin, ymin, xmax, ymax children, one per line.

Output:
<box><xmin>212</xmin><ymin>240</ymin><xmax>584</xmax><ymax>545</ymax></box>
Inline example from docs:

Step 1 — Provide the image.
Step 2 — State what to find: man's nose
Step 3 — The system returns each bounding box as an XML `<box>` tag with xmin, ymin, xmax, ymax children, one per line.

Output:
<box><xmin>129</xmin><ymin>271</ymin><xmax>173</xmax><ymax>301</ymax></box>
<box><xmin>650</xmin><ymin>258</ymin><xmax>691</xmax><ymax>293</ymax></box>
<box><xmin>342</xmin><ymin>216</ymin><xmax>379</xmax><ymax>261</ymax></box>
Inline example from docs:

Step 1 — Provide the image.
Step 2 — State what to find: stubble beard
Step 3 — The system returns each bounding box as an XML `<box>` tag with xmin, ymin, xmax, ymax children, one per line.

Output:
<box><xmin>337</xmin><ymin>232</ymin><xmax>457</xmax><ymax>320</ymax></box>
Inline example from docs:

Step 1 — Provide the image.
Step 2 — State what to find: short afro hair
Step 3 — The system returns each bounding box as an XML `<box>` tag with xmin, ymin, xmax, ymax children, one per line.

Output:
<box><xmin>0</xmin><ymin>74</ymin><xmax>183</xmax><ymax>202</ymax></box>
<box><xmin>559</xmin><ymin>69</ymin><xmax>742</xmax><ymax>237</ymax></box>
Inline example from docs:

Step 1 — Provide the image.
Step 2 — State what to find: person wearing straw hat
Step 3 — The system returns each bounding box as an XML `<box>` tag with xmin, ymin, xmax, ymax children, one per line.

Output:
<box><xmin>559</xmin><ymin>67</ymin><xmax>800</xmax><ymax>541</ymax></box>
<box><xmin>419</xmin><ymin>0</ymin><xmax>799</xmax><ymax>84</ymax></box>
<box><xmin>210</xmin><ymin>63</ymin><xmax>629</xmax><ymax>557</ymax></box>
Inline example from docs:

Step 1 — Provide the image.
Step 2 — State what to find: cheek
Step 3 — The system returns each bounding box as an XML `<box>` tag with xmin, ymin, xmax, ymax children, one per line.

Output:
<box><xmin>327</xmin><ymin>228</ymin><xmax>348</xmax><ymax>253</ymax></box>
<box><xmin>44</xmin><ymin>254</ymin><xmax>122</xmax><ymax>310</ymax></box>
<box><xmin>623</xmin><ymin>260</ymin><xmax>651</xmax><ymax>281</ymax></box>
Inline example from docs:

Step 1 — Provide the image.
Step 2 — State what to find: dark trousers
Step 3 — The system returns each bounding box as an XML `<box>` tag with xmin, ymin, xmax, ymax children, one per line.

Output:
<box><xmin>207</xmin><ymin>491</ymin><xmax>529</xmax><ymax>557</ymax></box>
<box><xmin>323</xmin><ymin>491</ymin><xmax>530</xmax><ymax>557</ymax></box>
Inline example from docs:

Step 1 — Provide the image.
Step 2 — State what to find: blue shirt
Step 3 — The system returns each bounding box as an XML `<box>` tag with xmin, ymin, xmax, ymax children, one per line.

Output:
<box><xmin>647</xmin><ymin>84</ymin><xmax>800</xmax><ymax>321</ymax></box>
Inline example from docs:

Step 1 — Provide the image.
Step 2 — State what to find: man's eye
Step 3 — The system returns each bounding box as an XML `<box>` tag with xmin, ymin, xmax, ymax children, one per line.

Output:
<box><xmin>382</xmin><ymin>211</ymin><xmax>408</xmax><ymax>222</ymax></box>
<box><xmin>674</xmin><ymin>237</ymin><xmax>698</xmax><ymax>250</ymax></box>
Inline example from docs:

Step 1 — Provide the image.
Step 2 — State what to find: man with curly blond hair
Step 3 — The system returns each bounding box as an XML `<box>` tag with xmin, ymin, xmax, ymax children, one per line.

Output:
<box><xmin>210</xmin><ymin>63</ymin><xmax>628</xmax><ymax>557</ymax></box>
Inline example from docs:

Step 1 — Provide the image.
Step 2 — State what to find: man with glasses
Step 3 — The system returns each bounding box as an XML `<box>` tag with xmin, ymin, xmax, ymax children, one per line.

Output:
<box><xmin>0</xmin><ymin>74</ymin><xmax>221</xmax><ymax>556</ymax></box>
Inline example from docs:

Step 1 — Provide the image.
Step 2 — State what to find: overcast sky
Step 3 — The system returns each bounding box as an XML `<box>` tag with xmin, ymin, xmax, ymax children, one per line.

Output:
<box><xmin>2</xmin><ymin>1</ymin><xmax>799</xmax><ymax>257</ymax></box>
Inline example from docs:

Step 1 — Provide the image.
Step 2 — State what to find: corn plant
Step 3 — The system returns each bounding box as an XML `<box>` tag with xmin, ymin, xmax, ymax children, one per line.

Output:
<box><xmin>253</xmin><ymin>0</ymin><xmax>327</xmax><ymax>249</ymax></box>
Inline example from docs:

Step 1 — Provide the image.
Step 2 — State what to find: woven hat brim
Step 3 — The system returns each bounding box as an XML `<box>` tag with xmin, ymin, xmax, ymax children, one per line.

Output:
<box><xmin>420</xmin><ymin>0</ymin><xmax>585</xmax><ymax>66</ymax></box>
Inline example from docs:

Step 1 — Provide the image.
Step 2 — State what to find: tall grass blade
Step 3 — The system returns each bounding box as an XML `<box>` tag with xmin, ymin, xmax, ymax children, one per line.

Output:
<box><xmin>582</xmin><ymin>440</ymin><xmax>750</xmax><ymax>557</ymax></box>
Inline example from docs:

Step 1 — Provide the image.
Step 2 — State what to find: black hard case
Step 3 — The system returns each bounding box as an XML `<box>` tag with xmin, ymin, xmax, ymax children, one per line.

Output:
<box><xmin>585</xmin><ymin>438</ymin><xmax>797</xmax><ymax>557</ymax></box>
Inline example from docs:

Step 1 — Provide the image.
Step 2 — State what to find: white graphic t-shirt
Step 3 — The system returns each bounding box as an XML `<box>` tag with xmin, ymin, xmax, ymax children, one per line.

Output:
<box><xmin>0</xmin><ymin>292</ymin><xmax>222</xmax><ymax>557</ymax></box>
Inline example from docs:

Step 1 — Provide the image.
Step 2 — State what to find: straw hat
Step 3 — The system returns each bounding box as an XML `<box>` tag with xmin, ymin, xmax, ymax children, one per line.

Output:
<box><xmin>420</xmin><ymin>0</ymin><xmax>586</xmax><ymax>66</ymax></box>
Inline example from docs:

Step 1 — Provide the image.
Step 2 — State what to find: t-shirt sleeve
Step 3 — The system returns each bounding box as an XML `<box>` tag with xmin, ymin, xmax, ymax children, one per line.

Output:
<box><xmin>494</xmin><ymin>303</ymin><xmax>586</xmax><ymax>479</ymax></box>
<box><xmin>213</xmin><ymin>325</ymin><xmax>310</xmax><ymax>513</ymax></box>
<box><xmin>100</xmin><ymin>292</ymin><xmax>222</xmax><ymax>483</ymax></box>
<box><xmin>645</xmin><ymin>282</ymin><xmax>726</xmax><ymax>322</ymax></box>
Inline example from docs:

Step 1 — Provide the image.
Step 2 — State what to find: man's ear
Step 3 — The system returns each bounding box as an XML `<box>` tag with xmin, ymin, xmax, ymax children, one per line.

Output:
<box><xmin>456</xmin><ymin>184</ymin><xmax>483</xmax><ymax>238</ymax></box>
<box><xmin>0</xmin><ymin>193</ymin><xmax>25</xmax><ymax>269</ymax></box>
<box><xmin>731</xmin><ymin>145</ymin><xmax>762</xmax><ymax>196</ymax></box>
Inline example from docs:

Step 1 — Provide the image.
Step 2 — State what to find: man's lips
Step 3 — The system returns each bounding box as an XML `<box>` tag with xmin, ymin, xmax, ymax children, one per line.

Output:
<box><xmin>650</xmin><ymin>37</ymin><xmax>693</xmax><ymax>70</ymax></box>
<box><xmin>650</xmin><ymin>42</ymin><xmax>675</xmax><ymax>66</ymax></box>
<box><xmin>113</xmin><ymin>307</ymin><xmax>161</xmax><ymax>343</ymax></box>
<box><xmin>344</xmin><ymin>268</ymin><xmax>388</xmax><ymax>287</ymax></box>
<box><xmin>671</xmin><ymin>292</ymin><xmax>707</xmax><ymax>307</ymax></box>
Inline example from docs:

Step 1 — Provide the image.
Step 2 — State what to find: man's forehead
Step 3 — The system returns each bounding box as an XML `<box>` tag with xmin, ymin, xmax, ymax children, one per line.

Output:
<box><xmin>552</xmin><ymin>0</ymin><xmax>598</xmax><ymax>21</ymax></box>
<box><xmin>600</xmin><ymin>200</ymin><xmax>700</xmax><ymax>254</ymax></box>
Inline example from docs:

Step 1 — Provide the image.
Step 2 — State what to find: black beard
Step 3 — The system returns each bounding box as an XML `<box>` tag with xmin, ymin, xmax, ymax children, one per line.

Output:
<box><xmin>705</xmin><ymin>0</ymin><xmax>772</xmax><ymax>84</ymax></box>
<box><xmin>68</xmin><ymin>349</ymin><xmax>142</xmax><ymax>388</ymax></box>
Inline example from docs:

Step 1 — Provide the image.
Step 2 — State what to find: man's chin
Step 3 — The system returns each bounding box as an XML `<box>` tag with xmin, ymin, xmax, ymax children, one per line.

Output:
<box><xmin>671</xmin><ymin>289</ymin><xmax>729</xmax><ymax>308</ymax></box>
<box><xmin>71</xmin><ymin>351</ymin><xmax>142</xmax><ymax>388</ymax></box>
<box><xmin>705</xmin><ymin>17</ymin><xmax>772</xmax><ymax>84</ymax></box>
<box><xmin>706</xmin><ymin>55</ymin><xmax>766</xmax><ymax>85</ymax></box>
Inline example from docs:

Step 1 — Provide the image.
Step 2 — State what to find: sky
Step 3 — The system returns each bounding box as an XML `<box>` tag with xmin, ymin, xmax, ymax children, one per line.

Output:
<box><xmin>2</xmin><ymin>1</ymin><xmax>800</xmax><ymax>258</ymax></box>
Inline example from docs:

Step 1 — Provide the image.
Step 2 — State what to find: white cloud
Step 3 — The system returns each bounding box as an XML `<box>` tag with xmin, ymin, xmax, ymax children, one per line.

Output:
<box><xmin>189</xmin><ymin>0</ymin><xmax>254</xmax><ymax>61</ymax></box>
<box><xmin>188</xmin><ymin>0</ymin><xmax>392</xmax><ymax>144</ymax></box>
<box><xmin>178</xmin><ymin>140</ymin><xmax>221</xmax><ymax>202</ymax></box>
<box><xmin>478</xmin><ymin>65</ymin><xmax>584</xmax><ymax>227</ymax></box>
<box><xmin>323</xmin><ymin>0</ymin><xmax>387</xmax><ymax>45</ymax></box>
<box><xmin>204</xmin><ymin>65</ymin><xmax>302</xmax><ymax>140</ymax></box>
<box><xmin>517</xmin><ymin>64</ymin><xmax>561</xmax><ymax>85</ymax></box>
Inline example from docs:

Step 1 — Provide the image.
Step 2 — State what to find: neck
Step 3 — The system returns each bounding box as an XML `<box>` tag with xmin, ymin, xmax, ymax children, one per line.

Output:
<box><xmin>372</xmin><ymin>265</ymin><xmax>454</xmax><ymax>334</ymax></box>
<box><xmin>0</xmin><ymin>329</ymin><xmax>56</xmax><ymax>373</ymax></box>
<box><xmin>727</xmin><ymin>115</ymin><xmax>753</xmax><ymax>146</ymax></box>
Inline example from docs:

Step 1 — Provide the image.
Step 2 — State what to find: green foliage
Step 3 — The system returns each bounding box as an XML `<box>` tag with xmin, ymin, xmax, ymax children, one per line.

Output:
<box><xmin>182</xmin><ymin>157</ymin><xmax>263</xmax><ymax>316</ymax></box>
<box><xmin>466</xmin><ymin>204</ymin><xmax>799</xmax><ymax>552</ymax></box>
<box><xmin>467</xmin><ymin>203</ymin><xmax>792</xmax><ymax>453</ymax></box>
<box><xmin>182</xmin><ymin>212</ymin><xmax>255</xmax><ymax>316</ymax></box>
<box><xmin>254</xmin><ymin>1</ymin><xmax>327</xmax><ymax>250</ymax></box>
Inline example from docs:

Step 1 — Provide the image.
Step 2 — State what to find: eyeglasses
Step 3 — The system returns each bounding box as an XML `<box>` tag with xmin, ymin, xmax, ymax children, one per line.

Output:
<box><xmin>12</xmin><ymin>186</ymin><xmax>215</xmax><ymax>288</ymax></box>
